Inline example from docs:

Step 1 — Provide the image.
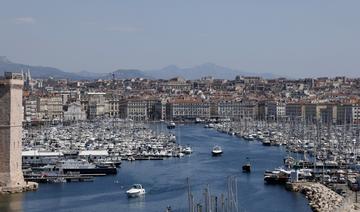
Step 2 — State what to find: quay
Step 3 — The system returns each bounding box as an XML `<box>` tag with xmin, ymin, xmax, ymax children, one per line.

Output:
<box><xmin>24</xmin><ymin>175</ymin><xmax>94</xmax><ymax>183</ymax></box>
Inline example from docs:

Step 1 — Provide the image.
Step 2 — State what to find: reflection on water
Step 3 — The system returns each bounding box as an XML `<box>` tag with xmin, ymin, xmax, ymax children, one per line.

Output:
<box><xmin>127</xmin><ymin>195</ymin><xmax>146</xmax><ymax>209</ymax></box>
<box><xmin>0</xmin><ymin>192</ymin><xmax>23</xmax><ymax>212</ymax></box>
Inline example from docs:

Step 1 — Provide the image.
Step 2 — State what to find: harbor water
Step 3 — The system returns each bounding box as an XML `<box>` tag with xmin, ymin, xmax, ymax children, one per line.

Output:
<box><xmin>0</xmin><ymin>124</ymin><xmax>311</xmax><ymax>212</ymax></box>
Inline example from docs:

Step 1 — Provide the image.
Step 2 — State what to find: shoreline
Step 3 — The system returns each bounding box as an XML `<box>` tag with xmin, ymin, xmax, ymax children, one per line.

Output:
<box><xmin>286</xmin><ymin>182</ymin><xmax>359</xmax><ymax>212</ymax></box>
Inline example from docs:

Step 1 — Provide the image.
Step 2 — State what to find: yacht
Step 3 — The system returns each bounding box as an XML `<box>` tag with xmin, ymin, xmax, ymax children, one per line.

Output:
<box><xmin>167</xmin><ymin>121</ymin><xmax>176</xmax><ymax>129</ymax></box>
<box><xmin>264</xmin><ymin>168</ymin><xmax>291</xmax><ymax>184</ymax></box>
<box><xmin>183</xmin><ymin>146</ymin><xmax>193</xmax><ymax>154</ymax></box>
<box><xmin>262</xmin><ymin>139</ymin><xmax>271</xmax><ymax>146</ymax></box>
<box><xmin>242</xmin><ymin>157</ymin><xmax>251</xmax><ymax>172</ymax></box>
<box><xmin>126</xmin><ymin>184</ymin><xmax>146</xmax><ymax>198</ymax></box>
<box><xmin>212</xmin><ymin>145</ymin><xmax>223</xmax><ymax>156</ymax></box>
<box><xmin>204</xmin><ymin>123</ymin><xmax>214</xmax><ymax>128</ymax></box>
<box><xmin>242</xmin><ymin>163</ymin><xmax>251</xmax><ymax>173</ymax></box>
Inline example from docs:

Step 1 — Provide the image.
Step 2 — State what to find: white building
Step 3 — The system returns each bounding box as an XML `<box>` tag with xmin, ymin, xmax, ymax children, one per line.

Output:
<box><xmin>64</xmin><ymin>102</ymin><xmax>87</xmax><ymax>121</ymax></box>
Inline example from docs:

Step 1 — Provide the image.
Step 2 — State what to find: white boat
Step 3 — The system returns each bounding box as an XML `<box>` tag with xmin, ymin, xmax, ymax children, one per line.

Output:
<box><xmin>262</xmin><ymin>139</ymin><xmax>271</xmax><ymax>146</ymax></box>
<box><xmin>183</xmin><ymin>146</ymin><xmax>193</xmax><ymax>154</ymax></box>
<box><xmin>212</xmin><ymin>145</ymin><xmax>223</xmax><ymax>156</ymax></box>
<box><xmin>167</xmin><ymin>121</ymin><xmax>176</xmax><ymax>129</ymax></box>
<box><xmin>126</xmin><ymin>184</ymin><xmax>146</xmax><ymax>197</ymax></box>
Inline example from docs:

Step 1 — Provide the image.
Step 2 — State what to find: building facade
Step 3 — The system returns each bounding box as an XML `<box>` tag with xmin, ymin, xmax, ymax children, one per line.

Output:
<box><xmin>215</xmin><ymin>100</ymin><xmax>257</xmax><ymax>121</ymax></box>
<box><xmin>37</xmin><ymin>96</ymin><xmax>63</xmax><ymax>122</ymax></box>
<box><xmin>63</xmin><ymin>102</ymin><xmax>87</xmax><ymax>121</ymax></box>
<box><xmin>119</xmin><ymin>99</ymin><xmax>148</xmax><ymax>121</ymax></box>
<box><xmin>267</xmin><ymin>102</ymin><xmax>286</xmax><ymax>121</ymax></box>
<box><xmin>166</xmin><ymin>99</ymin><xmax>210</xmax><ymax>121</ymax></box>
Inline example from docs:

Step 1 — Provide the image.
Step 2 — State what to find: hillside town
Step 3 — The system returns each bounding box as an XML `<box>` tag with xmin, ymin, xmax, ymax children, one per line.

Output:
<box><xmin>21</xmin><ymin>70</ymin><xmax>360</xmax><ymax>125</ymax></box>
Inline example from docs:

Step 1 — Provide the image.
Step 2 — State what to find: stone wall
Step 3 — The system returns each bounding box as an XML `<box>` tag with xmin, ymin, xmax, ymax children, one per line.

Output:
<box><xmin>0</xmin><ymin>78</ymin><xmax>26</xmax><ymax>189</ymax></box>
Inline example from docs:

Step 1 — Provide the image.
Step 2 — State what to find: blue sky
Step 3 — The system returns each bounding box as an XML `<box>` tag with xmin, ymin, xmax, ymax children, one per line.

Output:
<box><xmin>0</xmin><ymin>0</ymin><xmax>359</xmax><ymax>77</ymax></box>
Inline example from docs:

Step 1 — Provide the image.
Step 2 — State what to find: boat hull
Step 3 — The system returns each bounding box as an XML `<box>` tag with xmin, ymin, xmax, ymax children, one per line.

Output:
<box><xmin>242</xmin><ymin>165</ymin><xmax>251</xmax><ymax>173</ymax></box>
<box><xmin>127</xmin><ymin>191</ymin><xmax>145</xmax><ymax>198</ymax></box>
<box><xmin>62</xmin><ymin>167</ymin><xmax>117</xmax><ymax>175</ymax></box>
<box><xmin>212</xmin><ymin>151</ymin><xmax>223</xmax><ymax>156</ymax></box>
<box><xmin>264</xmin><ymin>176</ymin><xmax>289</xmax><ymax>184</ymax></box>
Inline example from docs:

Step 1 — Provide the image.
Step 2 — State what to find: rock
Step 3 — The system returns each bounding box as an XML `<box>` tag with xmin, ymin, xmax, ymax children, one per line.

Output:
<box><xmin>288</xmin><ymin>182</ymin><xmax>346</xmax><ymax>212</ymax></box>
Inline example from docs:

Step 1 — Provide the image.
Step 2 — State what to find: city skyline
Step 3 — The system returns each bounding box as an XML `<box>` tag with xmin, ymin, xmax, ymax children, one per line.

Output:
<box><xmin>1</xmin><ymin>1</ymin><xmax>360</xmax><ymax>78</ymax></box>
<box><xmin>1</xmin><ymin>1</ymin><xmax>360</xmax><ymax>211</ymax></box>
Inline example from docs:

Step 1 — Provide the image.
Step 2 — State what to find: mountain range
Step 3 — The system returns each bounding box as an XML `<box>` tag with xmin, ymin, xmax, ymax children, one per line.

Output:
<box><xmin>0</xmin><ymin>56</ymin><xmax>278</xmax><ymax>80</ymax></box>
<box><xmin>0</xmin><ymin>56</ymin><xmax>90</xmax><ymax>80</ymax></box>
<box><xmin>147</xmin><ymin>63</ymin><xmax>277</xmax><ymax>80</ymax></box>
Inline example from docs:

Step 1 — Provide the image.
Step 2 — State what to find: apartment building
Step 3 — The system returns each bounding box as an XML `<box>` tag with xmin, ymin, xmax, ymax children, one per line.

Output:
<box><xmin>267</xmin><ymin>102</ymin><xmax>286</xmax><ymax>121</ymax></box>
<box><xmin>119</xmin><ymin>99</ymin><xmax>148</xmax><ymax>121</ymax></box>
<box><xmin>215</xmin><ymin>100</ymin><xmax>257</xmax><ymax>121</ymax></box>
<box><xmin>87</xmin><ymin>92</ymin><xmax>106</xmax><ymax>119</ymax></box>
<box><xmin>37</xmin><ymin>96</ymin><xmax>63</xmax><ymax>121</ymax></box>
<box><xmin>166</xmin><ymin>99</ymin><xmax>210</xmax><ymax>121</ymax></box>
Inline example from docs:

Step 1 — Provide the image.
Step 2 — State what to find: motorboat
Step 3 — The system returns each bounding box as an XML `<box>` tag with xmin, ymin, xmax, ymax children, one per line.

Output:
<box><xmin>264</xmin><ymin>168</ymin><xmax>291</xmax><ymax>184</ymax></box>
<box><xmin>242</xmin><ymin>157</ymin><xmax>251</xmax><ymax>173</ymax></box>
<box><xmin>126</xmin><ymin>184</ymin><xmax>146</xmax><ymax>198</ymax></box>
<box><xmin>242</xmin><ymin>163</ymin><xmax>251</xmax><ymax>173</ymax></box>
<box><xmin>262</xmin><ymin>139</ymin><xmax>271</xmax><ymax>146</ymax></box>
<box><xmin>183</xmin><ymin>146</ymin><xmax>193</xmax><ymax>154</ymax></box>
<box><xmin>212</xmin><ymin>145</ymin><xmax>223</xmax><ymax>156</ymax></box>
<box><xmin>204</xmin><ymin>123</ymin><xmax>214</xmax><ymax>128</ymax></box>
<box><xmin>167</xmin><ymin>121</ymin><xmax>176</xmax><ymax>129</ymax></box>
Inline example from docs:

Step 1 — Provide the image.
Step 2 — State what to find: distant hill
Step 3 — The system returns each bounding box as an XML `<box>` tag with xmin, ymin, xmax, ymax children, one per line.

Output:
<box><xmin>0</xmin><ymin>56</ymin><xmax>279</xmax><ymax>80</ymax></box>
<box><xmin>0</xmin><ymin>56</ymin><xmax>90</xmax><ymax>80</ymax></box>
<box><xmin>76</xmin><ymin>70</ymin><xmax>107</xmax><ymax>79</ymax></box>
<box><xmin>104</xmin><ymin>69</ymin><xmax>151</xmax><ymax>80</ymax></box>
<box><xmin>146</xmin><ymin>63</ymin><xmax>278</xmax><ymax>80</ymax></box>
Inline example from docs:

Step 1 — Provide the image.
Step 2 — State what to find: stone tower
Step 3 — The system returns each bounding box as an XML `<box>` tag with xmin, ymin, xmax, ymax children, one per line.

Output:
<box><xmin>0</xmin><ymin>72</ymin><xmax>26</xmax><ymax>192</ymax></box>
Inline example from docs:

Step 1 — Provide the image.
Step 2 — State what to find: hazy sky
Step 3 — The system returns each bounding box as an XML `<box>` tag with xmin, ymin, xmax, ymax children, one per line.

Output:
<box><xmin>0</xmin><ymin>0</ymin><xmax>359</xmax><ymax>77</ymax></box>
